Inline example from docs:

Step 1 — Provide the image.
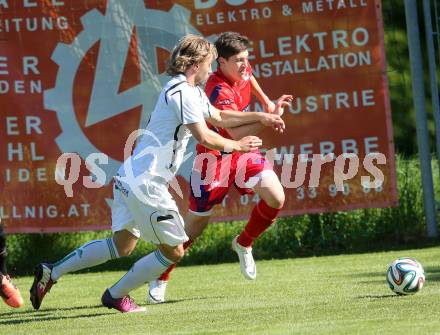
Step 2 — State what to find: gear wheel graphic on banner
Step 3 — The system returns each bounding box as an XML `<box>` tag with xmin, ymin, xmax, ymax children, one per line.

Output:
<box><xmin>45</xmin><ymin>2</ymin><xmax>215</xmax><ymax>186</ymax></box>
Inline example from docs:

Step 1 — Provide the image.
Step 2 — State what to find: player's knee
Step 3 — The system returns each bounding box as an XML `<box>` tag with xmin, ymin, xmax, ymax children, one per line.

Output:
<box><xmin>112</xmin><ymin>231</ymin><xmax>138</xmax><ymax>257</ymax></box>
<box><xmin>160</xmin><ymin>245</ymin><xmax>184</xmax><ymax>263</ymax></box>
<box><xmin>120</xmin><ymin>248</ymin><xmax>133</xmax><ymax>257</ymax></box>
<box><xmin>173</xmin><ymin>246</ymin><xmax>185</xmax><ymax>262</ymax></box>
<box><xmin>186</xmin><ymin>216</ymin><xmax>209</xmax><ymax>240</ymax></box>
<box><xmin>277</xmin><ymin>192</ymin><xmax>286</xmax><ymax>208</ymax></box>
<box><xmin>266</xmin><ymin>191</ymin><xmax>285</xmax><ymax>209</ymax></box>
<box><xmin>115</xmin><ymin>244</ymin><xmax>135</xmax><ymax>257</ymax></box>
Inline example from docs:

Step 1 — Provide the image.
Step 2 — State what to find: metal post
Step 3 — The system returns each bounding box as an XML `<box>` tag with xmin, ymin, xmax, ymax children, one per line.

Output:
<box><xmin>404</xmin><ymin>0</ymin><xmax>438</xmax><ymax>237</ymax></box>
<box><xmin>423</xmin><ymin>0</ymin><xmax>440</xmax><ymax>179</ymax></box>
<box><xmin>433</xmin><ymin>0</ymin><xmax>440</xmax><ymax>66</ymax></box>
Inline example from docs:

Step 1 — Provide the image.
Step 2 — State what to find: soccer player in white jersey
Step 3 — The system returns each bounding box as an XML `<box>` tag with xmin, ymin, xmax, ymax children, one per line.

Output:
<box><xmin>149</xmin><ymin>32</ymin><xmax>292</xmax><ymax>303</ymax></box>
<box><xmin>29</xmin><ymin>34</ymin><xmax>285</xmax><ymax>313</ymax></box>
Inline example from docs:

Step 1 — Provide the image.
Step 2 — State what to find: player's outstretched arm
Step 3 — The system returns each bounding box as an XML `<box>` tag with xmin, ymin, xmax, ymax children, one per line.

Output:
<box><xmin>206</xmin><ymin>106</ymin><xmax>286</xmax><ymax>139</ymax></box>
<box><xmin>225</xmin><ymin>113</ymin><xmax>287</xmax><ymax>140</ymax></box>
<box><xmin>225</xmin><ymin>122</ymin><xmax>266</xmax><ymax>140</ymax></box>
<box><xmin>251</xmin><ymin>75</ymin><xmax>293</xmax><ymax>115</ymax></box>
<box><xmin>206</xmin><ymin>107</ymin><xmax>261</xmax><ymax>127</ymax></box>
<box><xmin>250</xmin><ymin>75</ymin><xmax>275</xmax><ymax>113</ymax></box>
<box><xmin>187</xmin><ymin>121</ymin><xmax>262</xmax><ymax>153</ymax></box>
<box><xmin>208</xmin><ymin>106</ymin><xmax>285</xmax><ymax>130</ymax></box>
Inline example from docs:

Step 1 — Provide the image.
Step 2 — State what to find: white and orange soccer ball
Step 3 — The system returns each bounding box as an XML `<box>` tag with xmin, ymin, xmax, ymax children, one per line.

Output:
<box><xmin>386</xmin><ymin>257</ymin><xmax>425</xmax><ymax>295</ymax></box>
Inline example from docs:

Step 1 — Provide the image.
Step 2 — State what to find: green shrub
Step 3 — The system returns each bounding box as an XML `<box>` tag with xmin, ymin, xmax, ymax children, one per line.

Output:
<box><xmin>5</xmin><ymin>156</ymin><xmax>439</xmax><ymax>275</ymax></box>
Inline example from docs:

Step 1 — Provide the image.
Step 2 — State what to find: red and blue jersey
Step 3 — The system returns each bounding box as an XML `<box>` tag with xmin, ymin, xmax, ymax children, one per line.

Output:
<box><xmin>200</xmin><ymin>64</ymin><xmax>252</xmax><ymax>144</ymax></box>
<box><xmin>189</xmin><ymin>63</ymin><xmax>272</xmax><ymax>214</ymax></box>
<box><xmin>205</xmin><ymin>64</ymin><xmax>252</xmax><ymax>113</ymax></box>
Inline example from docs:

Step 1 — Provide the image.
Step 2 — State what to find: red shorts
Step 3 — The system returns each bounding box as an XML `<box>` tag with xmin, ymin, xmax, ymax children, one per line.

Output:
<box><xmin>189</xmin><ymin>150</ymin><xmax>273</xmax><ymax>215</ymax></box>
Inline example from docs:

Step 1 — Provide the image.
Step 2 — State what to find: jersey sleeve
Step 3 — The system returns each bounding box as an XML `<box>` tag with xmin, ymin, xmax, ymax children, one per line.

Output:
<box><xmin>206</xmin><ymin>83</ymin><xmax>239</xmax><ymax>111</ymax></box>
<box><xmin>168</xmin><ymin>84</ymin><xmax>205</xmax><ymax>125</ymax></box>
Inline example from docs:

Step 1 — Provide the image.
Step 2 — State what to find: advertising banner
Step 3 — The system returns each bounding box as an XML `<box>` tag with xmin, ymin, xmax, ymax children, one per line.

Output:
<box><xmin>0</xmin><ymin>0</ymin><xmax>397</xmax><ymax>232</ymax></box>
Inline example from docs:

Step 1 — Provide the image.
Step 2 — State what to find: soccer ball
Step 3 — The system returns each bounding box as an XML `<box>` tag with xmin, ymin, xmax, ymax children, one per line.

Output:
<box><xmin>386</xmin><ymin>257</ymin><xmax>425</xmax><ymax>295</ymax></box>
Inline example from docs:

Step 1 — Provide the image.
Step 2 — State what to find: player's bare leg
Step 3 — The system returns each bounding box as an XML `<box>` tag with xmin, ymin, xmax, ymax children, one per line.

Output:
<box><xmin>233</xmin><ymin>171</ymin><xmax>285</xmax><ymax>280</ymax></box>
<box><xmin>253</xmin><ymin>171</ymin><xmax>285</xmax><ymax>210</ymax></box>
<box><xmin>112</xmin><ymin>229</ymin><xmax>139</xmax><ymax>257</ymax></box>
<box><xmin>185</xmin><ymin>212</ymin><xmax>212</xmax><ymax>241</ymax></box>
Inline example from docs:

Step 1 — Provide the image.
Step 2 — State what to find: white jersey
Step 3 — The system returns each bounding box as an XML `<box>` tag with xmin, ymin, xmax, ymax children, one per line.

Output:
<box><xmin>117</xmin><ymin>74</ymin><xmax>213</xmax><ymax>187</ymax></box>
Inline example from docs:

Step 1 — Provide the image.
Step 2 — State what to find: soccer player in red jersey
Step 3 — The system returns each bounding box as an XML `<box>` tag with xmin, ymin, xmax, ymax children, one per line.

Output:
<box><xmin>149</xmin><ymin>31</ymin><xmax>292</xmax><ymax>303</ymax></box>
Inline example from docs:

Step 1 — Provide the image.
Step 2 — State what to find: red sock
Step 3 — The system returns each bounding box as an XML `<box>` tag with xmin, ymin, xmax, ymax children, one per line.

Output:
<box><xmin>237</xmin><ymin>200</ymin><xmax>281</xmax><ymax>248</ymax></box>
<box><xmin>158</xmin><ymin>239</ymin><xmax>193</xmax><ymax>281</ymax></box>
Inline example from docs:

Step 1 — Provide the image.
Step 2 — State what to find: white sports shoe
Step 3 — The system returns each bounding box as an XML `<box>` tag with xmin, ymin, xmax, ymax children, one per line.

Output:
<box><xmin>148</xmin><ymin>279</ymin><xmax>167</xmax><ymax>304</ymax></box>
<box><xmin>231</xmin><ymin>236</ymin><xmax>256</xmax><ymax>280</ymax></box>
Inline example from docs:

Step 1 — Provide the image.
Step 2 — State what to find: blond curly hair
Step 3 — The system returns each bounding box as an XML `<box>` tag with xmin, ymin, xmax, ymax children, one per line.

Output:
<box><xmin>166</xmin><ymin>34</ymin><xmax>217</xmax><ymax>76</ymax></box>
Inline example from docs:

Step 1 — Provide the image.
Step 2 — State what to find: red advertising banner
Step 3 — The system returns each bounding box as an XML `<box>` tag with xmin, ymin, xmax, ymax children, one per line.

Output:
<box><xmin>0</xmin><ymin>0</ymin><xmax>397</xmax><ymax>232</ymax></box>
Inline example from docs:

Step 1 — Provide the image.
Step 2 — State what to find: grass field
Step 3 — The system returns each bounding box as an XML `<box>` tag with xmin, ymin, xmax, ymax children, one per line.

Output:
<box><xmin>1</xmin><ymin>246</ymin><xmax>440</xmax><ymax>335</ymax></box>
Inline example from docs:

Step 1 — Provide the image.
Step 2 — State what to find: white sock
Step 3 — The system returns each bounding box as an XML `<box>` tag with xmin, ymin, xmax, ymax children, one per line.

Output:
<box><xmin>51</xmin><ymin>238</ymin><xmax>119</xmax><ymax>281</ymax></box>
<box><xmin>109</xmin><ymin>250</ymin><xmax>173</xmax><ymax>298</ymax></box>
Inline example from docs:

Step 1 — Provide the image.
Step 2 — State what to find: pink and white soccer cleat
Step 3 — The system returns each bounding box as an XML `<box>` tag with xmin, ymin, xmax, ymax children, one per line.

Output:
<box><xmin>101</xmin><ymin>289</ymin><xmax>146</xmax><ymax>313</ymax></box>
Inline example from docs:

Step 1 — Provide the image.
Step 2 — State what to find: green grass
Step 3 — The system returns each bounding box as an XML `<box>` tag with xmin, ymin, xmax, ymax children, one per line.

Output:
<box><xmin>1</xmin><ymin>246</ymin><xmax>440</xmax><ymax>335</ymax></box>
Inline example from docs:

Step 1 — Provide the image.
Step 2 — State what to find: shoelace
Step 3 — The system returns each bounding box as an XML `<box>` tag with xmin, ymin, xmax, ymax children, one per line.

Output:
<box><xmin>239</xmin><ymin>246</ymin><xmax>254</xmax><ymax>266</ymax></box>
<box><xmin>243</xmin><ymin>252</ymin><xmax>254</xmax><ymax>266</ymax></box>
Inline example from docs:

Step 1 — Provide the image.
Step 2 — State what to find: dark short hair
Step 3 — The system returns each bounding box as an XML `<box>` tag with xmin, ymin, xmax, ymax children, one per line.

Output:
<box><xmin>215</xmin><ymin>32</ymin><xmax>250</xmax><ymax>60</ymax></box>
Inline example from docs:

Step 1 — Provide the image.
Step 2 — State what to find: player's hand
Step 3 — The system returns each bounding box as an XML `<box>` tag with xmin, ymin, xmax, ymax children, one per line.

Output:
<box><xmin>272</xmin><ymin>122</ymin><xmax>285</xmax><ymax>133</ymax></box>
<box><xmin>260</xmin><ymin>114</ymin><xmax>285</xmax><ymax>133</ymax></box>
<box><xmin>236</xmin><ymin>136</ymin><xmax>262</xmax><ymax>152</ymax></box>
<box><xmin>272</xmin><ymin>95</ymin><xmax>293</xmax><ymax>116</ymax></box>
<box><xmin>263</xmin><ymin>100</ymin><xmax>276</xmax><ymax>114</ymax></box>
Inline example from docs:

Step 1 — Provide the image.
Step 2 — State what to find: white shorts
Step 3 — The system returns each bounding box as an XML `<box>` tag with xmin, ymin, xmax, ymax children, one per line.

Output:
<box><xmin>111</xmin><ymin>179</ymin><xmax>188</xmax><ymax>247</ymax></box>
